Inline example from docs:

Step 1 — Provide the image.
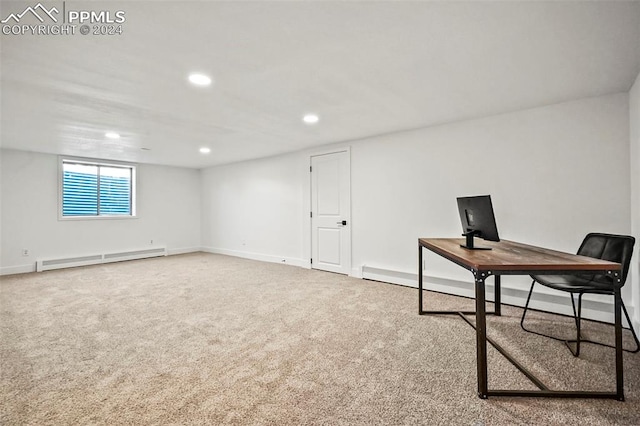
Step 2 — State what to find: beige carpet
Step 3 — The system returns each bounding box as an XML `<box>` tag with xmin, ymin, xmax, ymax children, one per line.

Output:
<box><xmin>1</xmin><ymin>253</ymin><xmax>639</xmax><ymax>425</ymax></box>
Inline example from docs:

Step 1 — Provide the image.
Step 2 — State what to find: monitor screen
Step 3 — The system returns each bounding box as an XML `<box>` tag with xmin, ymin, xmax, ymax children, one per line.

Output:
<box><xmin>457</xmin><ymin>195</ymin><xmax>500</xmax><ymax>249</ymax></box>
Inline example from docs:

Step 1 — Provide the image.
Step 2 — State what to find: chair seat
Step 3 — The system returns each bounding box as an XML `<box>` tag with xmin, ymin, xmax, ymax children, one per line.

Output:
<box><xmin>531</xmin><ymin>274</ymin><xmax>614</xmax><ymax>294</ymax></box>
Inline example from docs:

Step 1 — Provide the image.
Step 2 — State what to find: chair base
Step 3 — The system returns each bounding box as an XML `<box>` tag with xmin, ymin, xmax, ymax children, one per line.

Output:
<box><xmin>521</xmin><ymin>280</ymin><xmax>640</xmax><ymax>356</ymax></box>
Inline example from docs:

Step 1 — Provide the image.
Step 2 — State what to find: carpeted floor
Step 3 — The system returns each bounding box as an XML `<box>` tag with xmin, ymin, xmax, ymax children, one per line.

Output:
<box><xmin>1</xmin><ymin>253</ymin><xmax>639</xmax><ymax>425</ymax></box>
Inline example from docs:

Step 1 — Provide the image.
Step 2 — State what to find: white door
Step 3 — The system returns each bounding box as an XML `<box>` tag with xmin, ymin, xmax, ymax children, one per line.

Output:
<box><xmin>311</xmin><ymin>150</ymin><xmax>351</xmax><ymax>275</ymax></box>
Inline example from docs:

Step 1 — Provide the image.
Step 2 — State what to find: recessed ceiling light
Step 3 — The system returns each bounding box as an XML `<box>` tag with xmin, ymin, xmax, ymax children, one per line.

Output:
<box><xmin>199</xmin><ymin>147</ymin><xmax>211</xmax><ymax>154</ymax></box>
<box><xmin>303</xmin><ymin>114</ymin><xmax>319</xmax><ymax>124</ymax></box>
<box><xmin>105</xmin><ymin>132</ymin><xmax>120</xmax><ymax>139</ymax></box>
<box><xmin>188</xmin><ymin>73</ymin><xmax>212</xmax><ymax>86</ymax></box>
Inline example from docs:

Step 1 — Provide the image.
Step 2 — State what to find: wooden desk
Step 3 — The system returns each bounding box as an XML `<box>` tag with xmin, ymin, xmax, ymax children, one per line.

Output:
<box><xmin>418</xmin><ymin>238</ymin><xmax>625</xmax><ymax>400</ymax></box>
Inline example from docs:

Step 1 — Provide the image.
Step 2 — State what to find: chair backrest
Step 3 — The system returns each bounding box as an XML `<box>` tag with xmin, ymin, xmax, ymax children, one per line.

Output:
<box><xmin>577</xmin><ymin>233</ymin><xmax>636</xmax><ymax>286</ymax></box>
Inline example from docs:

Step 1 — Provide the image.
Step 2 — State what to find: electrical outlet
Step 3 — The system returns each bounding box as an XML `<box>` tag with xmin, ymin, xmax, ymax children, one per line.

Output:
<box><xmin>22</xmin><ymin>248</ymin><xmax>29</xmax><ymax>257</ymax></box>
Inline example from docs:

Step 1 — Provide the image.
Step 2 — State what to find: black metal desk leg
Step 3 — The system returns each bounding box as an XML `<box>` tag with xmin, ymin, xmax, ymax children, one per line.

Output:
<box><xmin>614</xmin><ymin>284</ymin><xmax>624</xmax><ymax>401</ymax></box>
<box><xmin>494</xmin><ymin>275</ymin><xmax>501</xmax><ymax>316</ymax></box>
<box><xmin>475</xmin><ymin>271</ymin><xmax>488</xmax><ymax>398</ymax></box>
<box><xmin>419</xmin><ymin>244</ymin><xmax>423</xmax><ymax>315</ymax></box>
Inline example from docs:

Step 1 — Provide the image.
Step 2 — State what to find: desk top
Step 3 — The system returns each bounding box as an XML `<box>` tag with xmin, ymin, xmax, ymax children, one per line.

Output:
<box><xmin>419</xmin><ymin>238</ymin><xmax>621</xmax><ymax>273</ymax></box>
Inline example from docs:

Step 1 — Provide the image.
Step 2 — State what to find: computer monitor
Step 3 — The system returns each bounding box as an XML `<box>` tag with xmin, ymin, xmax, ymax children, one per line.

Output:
<box><xmin>456</xmin><ymin>195</ymin><xmax>500</xmax><ymax>250</ymax></box>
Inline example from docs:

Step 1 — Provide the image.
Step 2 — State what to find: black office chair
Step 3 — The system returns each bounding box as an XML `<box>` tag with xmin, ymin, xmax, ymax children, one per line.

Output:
<box><xmin>520</xmin><ymin>233</ymin><xmax>639</xmax><ymax>356</ymax></box>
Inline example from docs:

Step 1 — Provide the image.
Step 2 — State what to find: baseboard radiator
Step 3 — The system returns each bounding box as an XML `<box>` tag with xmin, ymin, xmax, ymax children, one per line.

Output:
<box><xmin>360</xmin><ymin>265</ymin><xmax>629</xmax><ymax>326</ymax></box>
<box><xmin>36</xmin><ymin>247</ymin><xmax>167</xmax><ymax>272</ymax></box>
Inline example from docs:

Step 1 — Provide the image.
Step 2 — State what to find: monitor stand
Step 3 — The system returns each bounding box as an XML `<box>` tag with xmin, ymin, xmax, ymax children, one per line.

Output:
<box><xmin>460</xmin><ymin>230</ymin><xmax>492</xmax><ymax>250</ymax></box>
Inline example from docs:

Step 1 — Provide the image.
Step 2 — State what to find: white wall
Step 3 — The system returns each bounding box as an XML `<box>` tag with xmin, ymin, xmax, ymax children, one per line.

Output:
<box><xmin>201</xmin><ymin>152</ymin><xmax>307</xmax><ymax>266</ymax></box>
<box><xmin>201</xmin><ymin>93</ymin><xmax>633</xmax><ymax>323</ymax></box>
<box><xmin>0</xmin><ymin>149</ymin><xmax>201</xmax><ymax>274</ymax></box>
<box><xmin>630</xmin><ymin>72</ymin><xmax>640</xmax><ymax>326</ymax></box>
<box><xmin>351</xmin><ymin>93</ymin><xmax>630</xmax><ymax>280</ymax></box>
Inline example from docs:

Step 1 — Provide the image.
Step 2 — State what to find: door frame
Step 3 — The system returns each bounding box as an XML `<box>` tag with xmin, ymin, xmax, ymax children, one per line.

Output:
<box><xmin>307</xmin><ymin>146</ymin><xmax>352</xmax><ymax>275</ymax></box>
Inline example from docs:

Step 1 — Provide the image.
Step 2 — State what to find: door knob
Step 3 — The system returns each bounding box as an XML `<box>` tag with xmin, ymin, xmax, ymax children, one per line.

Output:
<box><xmin>336</xmin><ymin>220</ymin><xmax>347</xmax><ymax>226</ymax></box>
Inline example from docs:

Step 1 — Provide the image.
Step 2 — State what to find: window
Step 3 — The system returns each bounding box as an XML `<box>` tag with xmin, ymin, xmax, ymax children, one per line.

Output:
<box><xmin>60</xmin><ymin>157</ymin><xmax>136</xmax><ymax>218</ymax></box>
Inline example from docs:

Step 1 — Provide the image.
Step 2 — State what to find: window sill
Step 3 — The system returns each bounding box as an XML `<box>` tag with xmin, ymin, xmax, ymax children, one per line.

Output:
<box><xmin>58</xmin><ymin>215</ymin><xmax>139</xmax><ymax>221</ymax></box>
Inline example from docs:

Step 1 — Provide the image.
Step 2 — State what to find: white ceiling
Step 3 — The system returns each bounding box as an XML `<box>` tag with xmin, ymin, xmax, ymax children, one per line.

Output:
<box><xmin>2</xmin><ymin>1</ymin><xmax>640</xmax><ymax>169</ymax></box>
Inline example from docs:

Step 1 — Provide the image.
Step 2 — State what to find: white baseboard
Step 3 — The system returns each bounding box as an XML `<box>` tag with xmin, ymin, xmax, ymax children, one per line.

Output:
<box><xmin>351</xmin><ymin>267</ymin><xmax>363</xmax><ymax>278</ymax></box>
<box><xmin>361</xmin><ymin>265</ymin><xmax>638</xmax><ymax>330</ymax></box>
<box><xmin>0</xmin><ymin>264</ymin><xmax>36</xmax><ymax>276</ymax></box>
<box><xmin>201</xmin><ymin>246</ymin><xmax>308</xmax><ymax>268</ymax></box>
<box><xmin>167</xmin><ymin>246</ymin><xmax>201</xmax><ymax>256</ymax></box>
